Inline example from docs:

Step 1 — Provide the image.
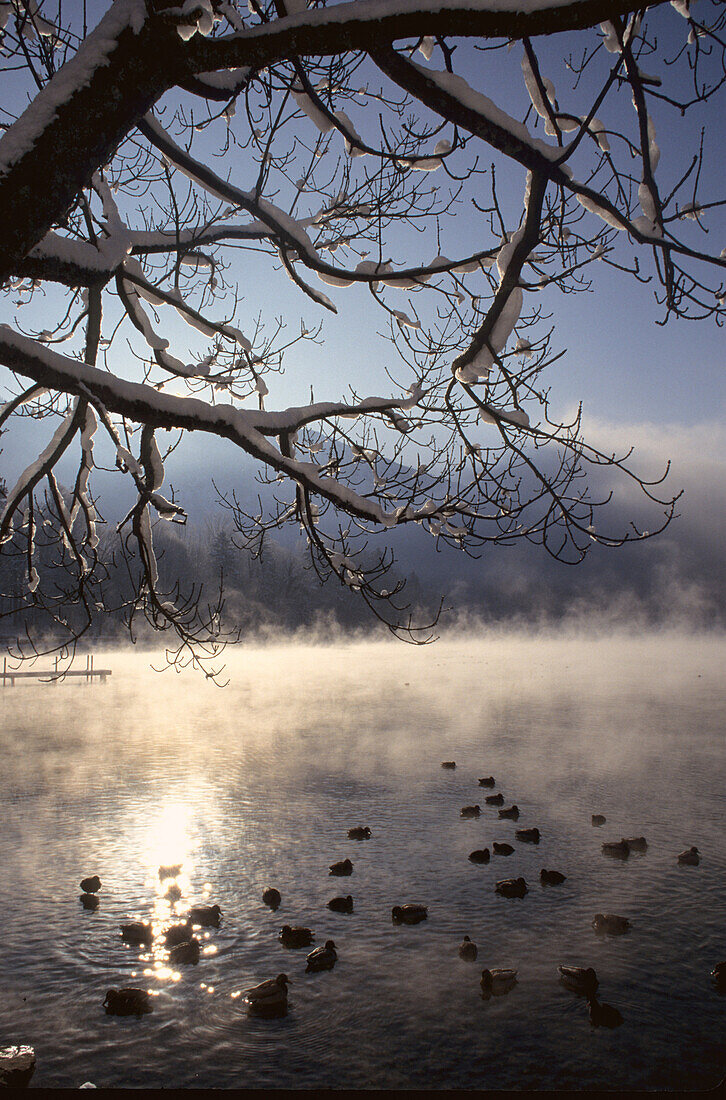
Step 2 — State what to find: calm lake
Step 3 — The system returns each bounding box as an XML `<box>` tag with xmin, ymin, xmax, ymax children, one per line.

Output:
<box><xmin>1</xmin><ymin>631</ymin><xmax>725</xmax><ymax>1090</ymax></box>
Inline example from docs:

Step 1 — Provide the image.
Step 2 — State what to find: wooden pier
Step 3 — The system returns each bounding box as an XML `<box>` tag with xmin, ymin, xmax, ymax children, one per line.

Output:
<box><xmin>1</xmin><ymin>654</ymin><xmax>111</xmax><ymax>686</ymax></box>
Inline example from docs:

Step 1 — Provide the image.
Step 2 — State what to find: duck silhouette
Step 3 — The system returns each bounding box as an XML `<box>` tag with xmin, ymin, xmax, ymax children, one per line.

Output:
<box><xmin>622</xmin><ymin>836</ymin><xmax>647</xmax><ymax>851</ymax></box>
<box><xmin>306</xmin><ymin>940</ymin><xmax>338</xmax><ymax>972</ymax></box>
<box><xmin>592</xmin><ymin>913</ymin><xmax>630</xmax><ymax>935</ymax></box>
<box><xmin>244</xmin><ymin>974</ymin><xmax>290</xmax><ymax>1018</ymax></box>
<box><xmin>158</xmin><ymin>864</ymin><xmax>182</xmax><ymax>881</ymax></box>
<box><xmin>540</xmin><ymin>869</ymin><xmax>566</xmax><ymax>885</ymax></box>
<box><xmin>120</xmin><ymin>921</ymin><xmax>153</xmax><ymax>946</ymax></box>
<box><xmin>262</xmin><ymin>887</ymin><xmax>281</xmax><ymax>910</ymax></box>
<box><xmin>328</xmin><ymin>895</ymin><xmax>354</xmax><ymax>914</ymax></box>
<box><xmin>495</xmin><ymin>877</ymin><xmax>527</xmax><ymax>898</ymax></box>
<box><xmin>103</xmin><ymin>988</ymin><xmax>152</xmax><ymax>1016</ymax></box>
<box><xmin>392</xmin><ymin>904</ymin><xmax>428</xmax><ymax>924</ymax></box>
<box><xmin>189</xmin><ymin>904</ymin><xmax>222</xmax><ymax>927</ymax></box>
<box><xmin>169</xmin><ymin>937</ymin><xmax>200</xmax><ymax>965</ymax></box>
<box><xmin>558</xmin><ymin>965</ymin><xmax>599</xmax><ymax>997</ymax></box>
<box><xmin>459</xmin><ymin>935</ymin><xmax>478</xmax><ymax>961</ymax></box>
<box><xmin>480</xmin><ymin>968</ymin><xmax>517</xmax><ymax>997</ymax></box>
<box><xmin>279</xmin><ymin>924</ymin><xmax>314</xmax><ymax>948</ymax></box>
<box><xmin>601</xmin><ymin>840</ymin><xmax>629</xmax><ymax>859</ymax></box>
<box><xmin>164</xmin><ymin>921</ymin><xmax>193</xmax><ymax>947</ymax></box>
<box><xmin>587</xmin><ymin>995</ymin><xmax>623</xmax><ymax>1028</ymax></box>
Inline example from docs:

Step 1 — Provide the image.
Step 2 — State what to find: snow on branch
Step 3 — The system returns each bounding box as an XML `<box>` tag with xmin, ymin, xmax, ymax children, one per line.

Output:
<box><xmin>186</xmin><ymin>0</ymin><xmax>672</xmax><ymax>76</ymax></box>
<box><xmin>0</xmin><ymin>326</ymin><xmax>424</xmax><ymax>526</ymax></box>
<box><xmin>137</xmin><ymin>113</ymin><xmax>504</xmax><ymax>292</ymax></box>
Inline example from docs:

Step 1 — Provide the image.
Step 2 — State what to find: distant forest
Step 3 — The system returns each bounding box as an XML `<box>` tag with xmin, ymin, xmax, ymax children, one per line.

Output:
<box><xmin>0</xmin><ymin>464</ymin><xmax>424</xmax><ymax>642</ymax></box>
<box><xmin>2</xmin><ymin>462</ymin><xmax>726</xmax><ymax>646</ymax></box>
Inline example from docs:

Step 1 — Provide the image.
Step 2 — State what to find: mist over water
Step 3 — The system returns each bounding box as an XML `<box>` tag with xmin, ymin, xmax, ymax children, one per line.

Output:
<box><xmin>1</xmin><ymin>630</ymin><xmax>725</xmax><ymax>1089</ymax></box>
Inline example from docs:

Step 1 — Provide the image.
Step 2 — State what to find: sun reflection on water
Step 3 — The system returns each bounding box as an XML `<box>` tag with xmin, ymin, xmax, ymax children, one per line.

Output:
<box><xmin>132</xmin><ymin>801</ymin><xmax>199</xmax><ymax>983</ymax></box>
<box><xmin>144</xmin><ymin>802</ymin><xmax>193</xmax><ymax>877</ymax></box>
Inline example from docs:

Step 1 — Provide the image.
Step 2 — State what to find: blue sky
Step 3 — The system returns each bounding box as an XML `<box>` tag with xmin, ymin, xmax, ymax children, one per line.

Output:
<box><xmin>1</xmin><ymin>1</ymin><xmax>724</xmax><ymax>529</ymax></box>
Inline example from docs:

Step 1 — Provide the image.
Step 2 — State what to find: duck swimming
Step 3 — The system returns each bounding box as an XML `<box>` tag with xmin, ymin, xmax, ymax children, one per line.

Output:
<box><xmin>328</xmin><ymin>895</ymin><xmax>354</xmax><ymax>913</ymax></box>
<box><xmin>480</xmin><ymin>968</ymin><xmax>517</xmax><ymax>997</ymax></box>
<box><xmin>711</xmin><ymin>962</ymin><xmax>726</xmax><ymax>988</ymax></box>
<box><xmin>495</xmin><ymin>877</ymin><xmax>527</xmax><ymax>898</ymax></box>
<box><xmin>262</xmin><ymin>887</ymin><xmax>281</xmax><ymax>910</ymax></box>
<box><xmin>540</xmin><ymin>869</ymin><xmax>566</xmax><ymax>885</ymax></box>
<box><xmin>392</xmin><ymin>904</ymin><xmax>428</xmax><ymax>924</ymax></box>
<box><xmin>244</xmin><ymin>974</ymin><xmax>290</xmax><ymax>1018</ymax></box>
<box><xmin>678</xmin><ymin>846</ymin><xmax>700</xmax><ymax>865</ymax></box>
<box><xmin>169</xmin><ymin>937</ymin><xmax>200</xmax><ymax>965</ymax></box>
<box><xmin>592</xmin><ymin>913</ymin><xmax>630</xmax><ymax>934</ymax></box>
<box><xmin>120</xmin><ymin>921</ymin><xmax>153</xmax><ymax>946</ymax></box>
<box><xmin>468</xmin><ymin>848</ymin><xmax>490</xmax><ymax>864</ymax></box>
<box><xmin>329</xmin><ymin>859</ymin><xmax>353</xmax><ymax>876</ymax></box>
<box><xmin>478</xmin><ymin>777</ymin><xmax>496</xmax><ymax>787</ymax></box>
<box><xmin>348</xmin><ymin>827</ymin><xmax>371</xmax><ymax>840</ymax></box>
<box><xmin>515</xmin><ymin>828</ymin><xmax>540</xmax><ymax>844</ymax></box>
<box><xmin>459</xmin><ymin>935</ymin><xmax>478</xmax><ymax>961</ymax></box>
<box><xmin>622</xmin><ymin>836</ymin><xmax>647</xmax><ymax>851</ymax></box>
<box><xmin>189</xmin><ymin>904</ymin><xmax>222</xmax><ymax>927</ymax></box>
<box><xmin>587</xmin><ymin>995</ymin><xmax>623</xmax><ymax>1028</ymax></box>
<box><xmin>485</xmin><ymin>793</ymin><xmax>504</xmax><ymax>806</ymax></box>
<box><xmin>441</xmin><ymin>761</ymin><xmax>456</xmax><ymax>769</ymax></box>
<box><xmin>279</xmin><ymin>924</ymin><xmax>314</xmax><ymax>948</ymax></box>
<box><xmin>591</xmin><ymin>815</ymin><xmax>606</xmax><ymax>827</ymax></box>
<box><xmin>103</xmin><ymin>988</ymin><xmax>152</xmax><ymax>1016</ymax></box>
<box><xmin>493</xmin><ymin>842</ymin><xmax>514</xmax><ymax>856</ymax></box>
<box><xmin>558</xmin><ymin>965</ymin><xmax>599</xmax><ymax>997</ymax></box>
<box><xmin>158</xmin><ymin>864</ymin><xmax>182</xmax><ymax>881</ymax></box>
<box><xmin>460</xmin><ymin>805</ymin><xmax>481</xmax><ymax>818</ymax></box>
<box><xmin>499</xmin><ymin>805</ymin><xmax>519</xmax><ymax>820</ymax></box>
<box><xmin>164</xmin><ymin>921</ymin><xmax>193</xmax><ymax>947</ymax></box>
<box><xmin>80</xmin><ymin>876</ymin><xmax>101</xmax><ymax>894</ymax></box>
<box><xmin>306</xmin><ymin>940</ymin><xmax>337</xmax><ymax>972</ymax></box>
<box><xmin>601</xmin><ymin>839</ymin><xmax>629</xmax><ymax>859</ymax></box>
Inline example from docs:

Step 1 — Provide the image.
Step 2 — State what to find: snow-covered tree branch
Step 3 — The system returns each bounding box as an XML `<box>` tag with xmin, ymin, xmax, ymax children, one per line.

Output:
<box><xmin>0</xmin><ymin>0</ymin><xmax>723</xmax><ymax>676</ymax></box>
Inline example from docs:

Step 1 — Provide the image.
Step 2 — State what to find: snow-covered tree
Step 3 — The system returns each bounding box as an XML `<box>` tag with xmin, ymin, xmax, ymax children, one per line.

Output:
<box><xmin>0</xmin><ymin>0</ymin><xmax>724</xmax><ymax>676</ymax></box>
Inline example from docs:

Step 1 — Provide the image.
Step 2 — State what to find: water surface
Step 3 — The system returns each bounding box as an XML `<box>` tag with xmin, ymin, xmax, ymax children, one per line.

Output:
<box><xmin>1</xmin><ymin>632</ymin><xmax>724</xmax><ymax>1089</ymax></box>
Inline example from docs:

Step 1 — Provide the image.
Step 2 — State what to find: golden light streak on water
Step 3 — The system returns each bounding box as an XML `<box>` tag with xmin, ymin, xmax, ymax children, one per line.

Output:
<box><xmin>154</xmin><ymin>965</ymin><xmax>181</xmax><ymax>982</ymax></box>
<box><xmin>145</xmin><ymin>802</ymin><xmax>193</xmax><ymax>882</ymax></box>
<box><xmin>127</xmin><ymin>801</ymin><xmax>200</xmax><ymax>982</ymax></box>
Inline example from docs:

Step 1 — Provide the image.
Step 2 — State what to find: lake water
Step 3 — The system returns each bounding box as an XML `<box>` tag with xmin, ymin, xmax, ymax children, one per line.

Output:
<box><xmin>1</xmin><ymin>631</ymin><xmax>725</xmax><ymax>1090</ymax></box>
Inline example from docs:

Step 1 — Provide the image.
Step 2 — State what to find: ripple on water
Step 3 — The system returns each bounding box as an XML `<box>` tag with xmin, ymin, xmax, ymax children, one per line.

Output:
<box><xmin>1</xmin><ymin>636</ymin><xmax>725</xmax><ymax>1088</ymax></box>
